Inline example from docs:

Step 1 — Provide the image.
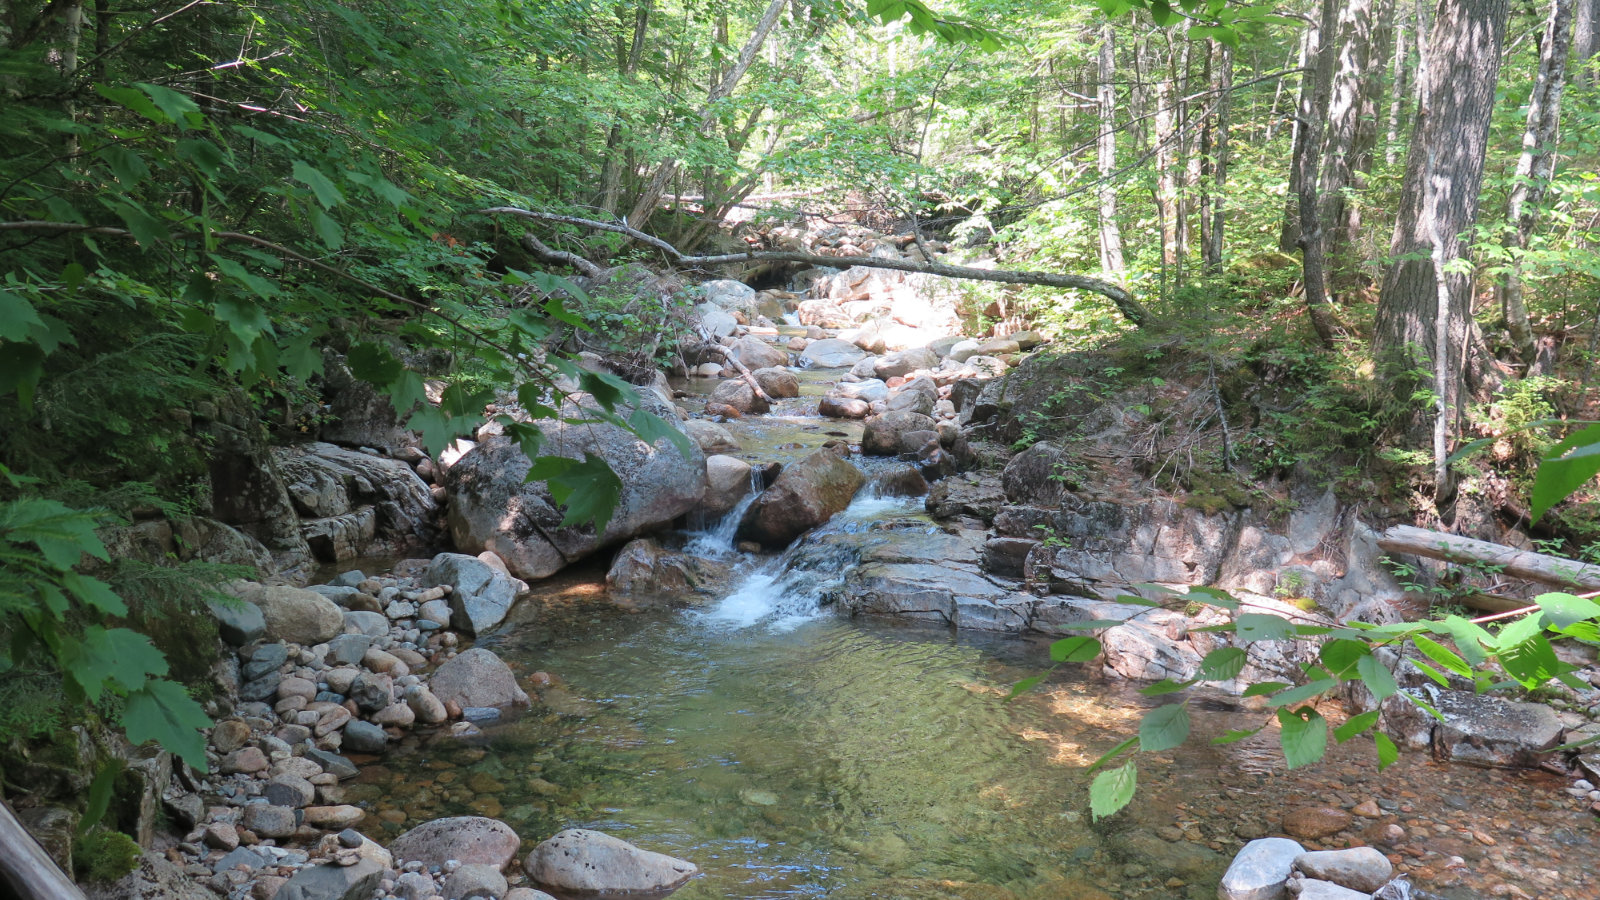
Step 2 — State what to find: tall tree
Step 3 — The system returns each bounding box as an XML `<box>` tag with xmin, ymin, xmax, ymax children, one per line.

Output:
<box><xmin>598</xmin><ymin>0</ymin><xmax>653</xmax><ymax>217</ymax></box>
<box><xmin>1498</xmin><ymin>0</ymin><xmax>1576</xmax><ymax>368</ymax></box>
<box><xmin>1097</xmin><ymin>23</ymin><xmax>1127</xmax><ymax>276</ymax></box>
<box><xmin>1201</xmin><ymin>39</ymin><xmax>1232</xmax><ymax>275</ymax></box>
<box><xmin>1577</xmin><ymin>0</ymin><xmax>1599</xmax><ymax>84</ymax></box>
<box><xmin>1281</xmin><ymin>0</ymin><xmax>1335</xmax><ymax>254</ymax></box>
<box><xmin>1373</xmin><ymin>0</ymin><xmax>1510</xmax><ymax>453</ymax></box>
<box><xmin>1320</xmin><ymin>0</ymin><xmax>1383</xmax><ymax>297</ymax></box>
<box><xmin>1293</xmin><ymin>0</ymin><xmax>1342</xmax><ymax>345</ymax></box>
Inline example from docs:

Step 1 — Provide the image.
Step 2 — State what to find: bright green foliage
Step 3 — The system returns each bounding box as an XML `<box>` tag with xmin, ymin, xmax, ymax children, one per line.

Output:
<box><xmin>1089</xmin><ymin>759</ymin><xmax>1138</xmax><ymax>821</ymax></box>
<box><xmin>0</xmin><ymin>489</ymin><xmax>210</xmax><ymax>770</ymax></box>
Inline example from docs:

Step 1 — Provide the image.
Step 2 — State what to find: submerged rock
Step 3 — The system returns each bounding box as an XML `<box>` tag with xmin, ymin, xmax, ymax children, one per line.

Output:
<box><xmin>524</xmin><ymin>829</ymin><xmax>698</xmax><ymax>894</ymax></box>
<box><xmin>800</xmin><ymin>338</ymin><xmax>869</xmax><ymax>368</ymax></box>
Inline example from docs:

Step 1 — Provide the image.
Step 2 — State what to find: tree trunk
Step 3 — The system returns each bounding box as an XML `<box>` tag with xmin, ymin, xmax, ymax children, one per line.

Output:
<box><xmin>1296</xmin><ymin>0</ymin><xmax>1341</xmax><ymax>344</ymax></box>
<box><xmin>0</xmin><ymin>800</ymin><xmax>86</xmax><ymax>900</ymax></box>
<box><xmin>1320</xmin><ymin>0</ymin><xmax>1380</xmax><ymax>299</ymax></box>
<box><xmin>1498</xmin><ymin>0</ymin><xmax>1575</xmax><ymax>369</ymax></box>
<box><xmin>1097</xmin><ymin>23</ymin><xmax>1126</xmax><ymax>277</ymax></box>
<box><xmin>1378</xmin><ymin>524</ymin><xmax>1600</xmax><ymax>590</ymax></box>
<box><xmin>625</xmin><ymin>0</ymin><xmax>787</xmax><ymax>229</ymax></box>
<box><xmin>1202</xmin><ymin>40</ymin><xmax>1232</xmax><ymax>275</ymax></box>
<box><xmin>598</xmin><ymin>0</ymin><xmax>653</xmax><ymax>217</ymax></box>
<box><xmin>1385</xmin><ymin>4</ymin><xmax>1411</xmax><ymax>166</ymax></box>
<box><xmin>1153</xmin><ymin>42</ymin><xmax>1180</xmax><ymax>275</ymax></box>
<box><xmin>1281</xmin><ymin>5</ymin><xmax>1332</xmax><ymax>253</ymax></box>
<box><xmin>1576</xmin><ymin>0</ymin><xmax>1599</xmax><ymax>85</ymax></box>
<box><xmin>1373</xmin><ymin>0</ymin><xmax>1509</xmax><ymax>437</ymax></box>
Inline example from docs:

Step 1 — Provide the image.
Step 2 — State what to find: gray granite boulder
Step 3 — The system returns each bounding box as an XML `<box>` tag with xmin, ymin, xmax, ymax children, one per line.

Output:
<box><xmin>390</xmin><ymin>816</ymin><xmax>521</xmax><ymax>871</ymax></box>
<box><xmin>1219</xmin><ymin>837</ymin><xmax>1304</xmax><ymax>900</ymax></box>
<box><xmin>524</xmin><ymin>829</ymin><xmax>697</xmax><ymax>894</ymax></box>
<box><xmin>423</xmin><ymin>552</ymin><xmax>525</xmax><ymax>636</ymax></box>
<box><xmin>427</xmin><ymin>648</ymin><xmax>530</xmax><ymax>709</ymax></box>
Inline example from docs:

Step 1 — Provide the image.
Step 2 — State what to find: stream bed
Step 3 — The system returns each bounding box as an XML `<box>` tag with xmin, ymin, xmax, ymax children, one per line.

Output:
<box><xmin>345</xmin><ymin>364</ymin><xmax>1597</xmax><ymax>900</ymax></box>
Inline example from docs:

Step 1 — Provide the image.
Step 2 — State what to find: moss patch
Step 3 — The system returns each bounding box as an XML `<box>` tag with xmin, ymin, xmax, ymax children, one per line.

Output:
<box><xmin>74</xmin><ymin>828</ymin><xmax>141</xmax><ymax>883</ymax></box>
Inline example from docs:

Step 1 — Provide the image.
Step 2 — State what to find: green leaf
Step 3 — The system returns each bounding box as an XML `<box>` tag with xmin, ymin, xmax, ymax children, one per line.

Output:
<box><xmin>1138</xmin><ymin>701</ymin><xmax>1191</xmax><ymax>752</ymax></box>
<box><xmin>1266</xmin><ymin>679</ymin><xmax>1336</xmax><ymax>707</ymax></box>
<box><xmin>1534</xmin><ymin>592</ymin><xmax>1600</xmax><ymax>629</ymax></box>
<box><xmin>212</xmin><ymin>294</ymin><xmax>273</xmax><ymax>347</ymax></box>
<box><xmin>108</xmin><ymin>201</ymin><xmax>169</xmax><ymax>246</ymax></box>
<box><xmin>1319</xmin><ymin>639</ymin><xmax>1370</xmax><ymax>678</ymax></box>
<box><xmin>0</xmin><ymin>288</ymin><xmax>45</xmax><ymax>342</ymax></box>
<box><xmin>1277</xmin><ymin>707</ymin><xmax>1328</xmax><ymax>769</ymax></box>
<box><xmin>1241</xmin><ymin>681</ymin><xmax>1290</xmax><ymax>698</ymax></box>
<box><xmin>0</xmin><ymin>498</ymin><xmax>109</xmax><ymax>568</ymax></box>
<box><xmin>135</xmin><ymin>82</ymin><xmax>201</xmax><ymax>129</ymax></box>
<box><xmin>1374</xmin><ymin>732</ymin><xmax>1399</xmax><ymax>770</ymax></box>
<box><xmin>60</xmin><ymin>626</ymin><xmax>168</xmax><ymax>702</ymax></box>
<box><xmin>1412</xmin><ymin>634</ymin><xmax>1472</xmax><ymax>678</ymax></box>
<box><xmin>79</xmin><ymin>760</ymin><xmax>125</xmax><ymax>835</ymax></box>
<box><xmin>1236</xmin><ymin>613</ymin><xmax>1294</xmax><ymax>643</ymax></box>
<box><xmin>59</xmin><ymin>572</ymin><xmax>127</xmax><ymax>616</ymax></box>
<box><xmin>1183</xmin><ymin>585</ymin><xmax>1239</xmax><ymax>610</ymax></box>
<box><xmin>1437</xmin><ymin>615</ymin><xmax>1493</xmax><ymax>668</ymax></box>
<box><xmin>1531</xmin><ymin>424</ymin><xmax>1600</xmax><ymax>522</ymax></box>
<box><xmin>348</xmin><ymin>342</ymin><xmax>404</xmax><ymax>385</ymax></box>
<box><xmin>1198</xmin><ymin>647</ymin><xmax>1247</xmax><ymax>681</ymax></box>
<box><xmin>1089</xmin><ymin>759</ymin><xmax>1137</xmax><ymax>820</ymax></box>
<box><xmin>279</xmin><ymin>332</ymin><xmax>325</xmax><ymax>381</ymax></box>
<box><xmin>176</xmin><ymin>138</ymin><xmax>228</xmax><ymax>178</ymax></box>
<box><xmin>627</xmin><ymin>408</ymin><xmax>694</xmax><ymax>458</ymax></box>
<box><xmin>1212</xmin><ymin>726</ymin><xmax>1263</xmax><ymax>745</ymax></box>
<box><xmin>1005</xmin><ymin>674</ymin><xmax>1046</xmax><ymax>700</ymax></box>
<box><xmin>210</xmin><ymin>256</ymin><xmax>279</xmax><ymax>301</ymax></box>
<box><xmin>311</xmin><ymin>208</ymin><xmax>345</xmax><ymax>250</ymax></box>
<box><xmin>95</xmin><ymin>84</ymin><xmax>167</xmax><ymax>124</ymax></box>
<box><xmin>1498</xmin><ymin>632</ymin><xmax>1567</xmax><ymax>690</ymax></box>
<box><xmin>1086</xmin><ymin>736</ymin><xmax>1138</xmax><ymax>772</ymax></box>
<box><xmin>1356</xmin><ymin>654</ymin><xmax>1399</xmax><ymax>701</ymax></box>
<box><xmin>100</xmin><ymin>146</ymin><xmax>150</xmax><ymax>188</ymax></box>
<box><xmin>122</xmin><ymin>679</ymin><xmax>210</xmax><ymax>770</ymax></box>
<box><xmin>292</xmin><ymin>161</ymin><xmax>345</xmax><ymax>209</ymax></box>
<box><xmin>528</xmin><ymin>452</ymin><xmax>623</xmax><ymax>534</ymax></box>
<box><xmin>1334</xmin><ymin>710</ymin><xmax>1380</xmax><ymax>743</ymax></box>
<box><xmin>1050</xmin><ymin>635</ymin><xmax>1102</xmax><ymax>663</ymax></box>
<box><xmin>578</xmin><ymin>369</ymin><xmax>635</xmax><ymax>412</ymax></box>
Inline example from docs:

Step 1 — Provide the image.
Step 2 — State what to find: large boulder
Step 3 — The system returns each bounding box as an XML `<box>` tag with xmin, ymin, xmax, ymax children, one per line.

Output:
<box><xmin>683</xmin><ymin>419</ymin><xmax>740</xmax><ymax>454</ymax></box>
<box><xmin>728</xmin><ymin>336</ymin><xmax>788</xmax><ymax>371</ymax></box>
<box><xmin>524</xmin><ymin>829</ymin><xmax>698</xmax><ymax>894</ymax></box>
<box><xmin>818</xmin><ymin>395</ymin><xmax>869</xmax><ymax>419</ymax></box>
<box><xmin>1430</xmin><ymin>690</ymin><xmax>1564</xmax><ymax>767</ymax></box>
<box><xmin>709</xmin><ymin>379</ymin><xmax>771</xmax><ymax>415</ymax></box>
<box><xmin>427</xmin><ymin>648</ymin><xmax>530</xmax><ymax>709</ymax></box>
<box><xmin>274</xmin><ymin>442</ymin><xmax>436</xmax><ymax>562</ymax></box>
<box><xmin>701</xmin><ymin>279</ymin><xmax>756</xmax><ymax>311</ymax></box>
<box><xmin>694</xmin><ymin>303</ymin><xmax>737</xmax><ymax>338</ymax></box>
<box><xmin>241</xmin><ymin>584</ymin><xmax>343</xmax><ymax>645</ymax></box>
<box><xmin>423</xmin><ymin>552</ymin><xmax>527</xmax><ymax>636</ymax></box>
<box><xmin>704</xmin><ymin>455</ymin><xmax>754</xmax><ymax>518</ymax></box>
<box><xmin>873</xmin><ymin>347</ymin><xmax>938</xmax><ymax>380</ymax></box>
<box><xmin>752</xmin><ymin>367</ymin><xmax>800</xmax><ymax>399</ymax></box>
<box><xmin>443</xmin><ymin>394</ymin><xmax>705</xmax><ymax>580</ymax></box>
<box><xmin>800</xmin><ymin>339</ymin><xmax>868</xmax><ymax>369</ymax></box>
<box><xmin>390</xmin><ymin>816</ymin><xmax>522</xmax><ymax>871</ymax></box>
<box><xmin>861</xmin><ymin>410</ymin><xmax>938</xmax><ymax>456</ymax></box>
<box><xmin>738</xmin><ymin>450</ymin><xmax>865</xmax><ymax>547</ymax></box>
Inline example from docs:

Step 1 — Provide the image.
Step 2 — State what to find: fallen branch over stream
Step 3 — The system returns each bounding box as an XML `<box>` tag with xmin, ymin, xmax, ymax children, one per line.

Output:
<box><xmin>476</xmin><ymin>207</ymin><xmax>1151</xmax><ymax>327</ymax></box>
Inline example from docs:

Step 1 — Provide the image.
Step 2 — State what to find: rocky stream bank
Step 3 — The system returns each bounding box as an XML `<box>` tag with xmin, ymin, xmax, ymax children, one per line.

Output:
<box><xmin>17</xmin><ymin>219</ymin><xmax>1600</xmax><ymax>900</ymax></box>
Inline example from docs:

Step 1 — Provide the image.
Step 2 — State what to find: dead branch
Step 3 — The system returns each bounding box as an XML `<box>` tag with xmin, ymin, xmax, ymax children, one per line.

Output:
<box><xmin>521</xmin><ymin>233</ymin><xmax>602</xmax><ymax>279</ymax></box>
<box><xmin>1</xmin><ymin>800</ymin><xmax>86</xmax><ymax>900</ymax></box>
<box><xmin>1377</xmin><ymin>524</ymin><xmax>1600</xmax><ymax>591</ymax></box>
<box><xmin>475</xmin><ymin>207</ymin><xmax>1150</xmax><ymax>327</ymax></box>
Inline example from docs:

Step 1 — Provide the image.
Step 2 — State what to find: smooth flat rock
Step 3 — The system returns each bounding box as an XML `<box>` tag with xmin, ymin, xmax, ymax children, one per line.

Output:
<box><xmin>427</xmin><ymin>648</ymin><xmax>530</xmax><ymax>709</ymax></box>
<box><xmin>273</xmin><ymin>860</ymin><xmax>384</xmax><ymax>900</ymax></box>
<box><xmin>244</xmin><ymin>585</ymin><xmax>344</xmax><ymax>645</ymax></box>
<box><xmin>524</xmin><ymin>829</ymin><xmax>698</xmax><ymax>894</ymax></box>
<box><xmin>1287</xmin><ymin>878</ymin><xmax>1371</xmax><ymax>900</ymax></box>
<box><xmin>1294</xmin><ymin>848</ymin><xmax>1392</xmax><ymax>893</ymax></box>
<box><xmin>1431</xmin><ymin>690</ymin><xmax>1564</xmax><ymax>767</ymax></box>
<box><xmin>1219</xmin><ymin>837</ymin><xmax>1305</xmax><ymax>900</ymax></box>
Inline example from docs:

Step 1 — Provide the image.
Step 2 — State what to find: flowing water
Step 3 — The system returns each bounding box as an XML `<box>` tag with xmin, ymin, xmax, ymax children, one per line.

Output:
<box><xmin>349</xmin><ymin>369</ymin><xmax>1599</xmax><ymax>900</ymax></box>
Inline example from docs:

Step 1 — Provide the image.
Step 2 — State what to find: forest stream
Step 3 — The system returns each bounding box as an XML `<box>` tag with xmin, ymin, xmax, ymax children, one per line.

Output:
<box><xmin>342</xmin><ymin>365</ymin><xmax>1599</xmax><ymax>900</ymax></box>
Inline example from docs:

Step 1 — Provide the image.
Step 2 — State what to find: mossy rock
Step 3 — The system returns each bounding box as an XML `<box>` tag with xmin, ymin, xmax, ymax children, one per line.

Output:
<box><xmin>74</xmin><ymin>828</ymin><xmax>142</xmax><ymax>883</ymax></box>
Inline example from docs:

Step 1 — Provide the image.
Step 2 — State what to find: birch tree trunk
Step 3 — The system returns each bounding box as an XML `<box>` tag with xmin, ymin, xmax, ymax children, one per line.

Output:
<box><xmin>1319</xmin><ymin>0</ymin><xmax>1380</xmax><ymax>298</ymax></box>
<box><xmin>1097</xmin><ymin>23</ymin><xmax>1126</xmax><ymax>277</ymax></box>
<box><xmin>1374</xmin><ymin>0</ymin><xmax>1509</xmax><ymax>439</ymax></box>
<box><xmin>1576</xmin><ymin>0</ymin><xmax>1599</xmax><ymax>85</ymax></box>
<box><xmin>1497</xmin><ymin>0</ymin><xmax>1575</xmax><ymax>368</ymax></box>
<box><xmin>1153</xmin><ymin>42</ymin><xmax>1180</xmax><ymax>274</ymax></box>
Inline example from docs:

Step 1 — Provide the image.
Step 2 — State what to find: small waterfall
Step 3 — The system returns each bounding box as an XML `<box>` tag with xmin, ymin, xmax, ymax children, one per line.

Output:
<box><xmin>682</xmin><ymin>467</ymin><xmax>765</xmax><ymax>558</ymax></box>
<box><xmin>697</xmin><ymin>489</ymin><xmax>921</xmax><ymax>631</ymax></box>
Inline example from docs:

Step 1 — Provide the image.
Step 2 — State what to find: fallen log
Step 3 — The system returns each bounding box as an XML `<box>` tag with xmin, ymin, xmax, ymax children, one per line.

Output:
<box><xmin>1</xmin><ymin>800</ymin><xmax>86</xmax><ymax>900</ymax></box>
<box><xmin>476</xmin><ymin>207</ymin><xmax>1150</xmax><ymax>327</ymax></box>
<box><xmin>1377</xmin><ymin>524</ymin><xmax>1600</xmax><ymax>591</ymax></box>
